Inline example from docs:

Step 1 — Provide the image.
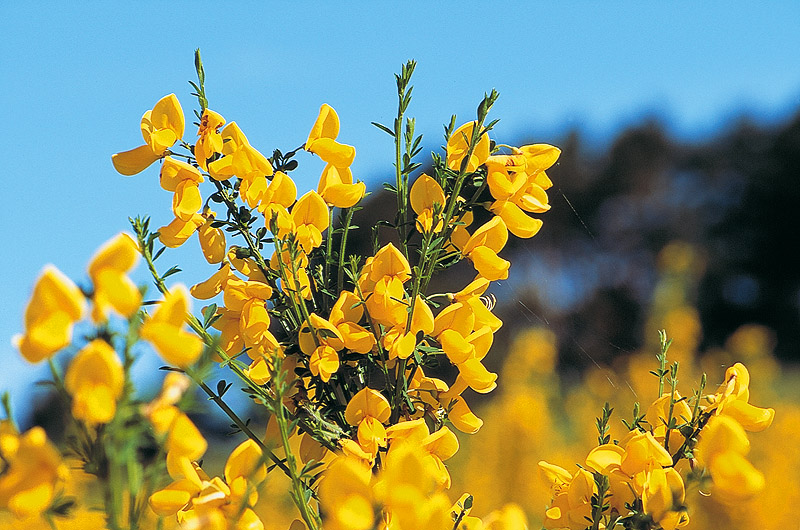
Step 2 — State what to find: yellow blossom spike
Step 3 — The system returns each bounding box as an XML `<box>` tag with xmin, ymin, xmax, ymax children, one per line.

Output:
<box><xmin>140</xmin><ymin>285</ymin><xmax>203</xmax><ymax>367</ymax></box>
<box><xmin>447</xmin><ymin>121</ymin><xmax>490</xmax><ymax>172</ymax></box>
<box><xmin>14</xmin><ymin>265</ymin><xmax>86</xmax><ymax>363</ymax></box>
<box><xmin>64</xmin><ymin>339</ymin><xmax>124</xmax><ymax>425</ymax></box>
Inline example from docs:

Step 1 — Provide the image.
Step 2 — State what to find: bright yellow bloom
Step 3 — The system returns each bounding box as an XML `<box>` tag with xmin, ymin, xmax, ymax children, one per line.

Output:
<box><xmin>345</xmin><ymin>388</ymin><xmax>392</xmax><ymax>455</ymax></box>
<box><xmin>696</xmin><ymin>414</ymin><xmax>765</xmax><ymax>503</ymax></box>
<box><xmin>291</xmin><ymin>190</ymin><xmax>329</xmax><ymax>252</ymax></box>
<box><xmin>461</xmin><ymin>217</ymin><xmax>510</xmax><ymax>281</ymax></box>
<box><xmin>319</xmin><ymin>455</ymin><xmax>374</xmax><ymax>530</ymax></box>
<box><xmin>112</xmin><ymin>94</ymin><xmax>184</xmax><ymax>175</ymax></box>
<box><xmin>194</xmin><ymin>109</ymin><xmax>226</xmax><ymax>170</ymax></box>
<box><xmin>300</xmin><ymin>313</ymin><xmax>345</xmax><ymax>382</ymax></box>
<box><xmin>330</xmin><ymin>291</ymin><xmax>376</xmax><ymax>354</ymax></box>
<box><xmin>160</xmin><ymin>157</ymin><xmax>204</xmax><ymax>221</ymax></box>
<box><xmin>410</xmin><ymin>173</ymin><xmax>446</xmax><ymax>233</ymax></box>
<box><xmin>645</xmin><ymin>392</ymin><xmax>693</xmax><ymax>448</ymax></box>
<box><xmin>446</xmin><ymin>122</ymin><xmax>490</xmax><ymax>173</ymax></box>
<box><xmin>158</xmin><ymin>213</ymin><xmax>205</xmax><ymax>248</ymax></box>
<box><xmin>88</xmin><ymin>232</ymin><xmax>142</xmax><ymax>322</ymax></box>
<box><xmin>538</xmin><ymin>462</ymin><xmax>595</xmax><ymax>530</ymax></box>
<box><xmin>0</xmin><ymin>424</ymin><xmax>69</xmax><ymax>519</ymax></box>
<box><xmin>14</xmin><ymin>265</ymin><xmax>86</xmax><ymax>363</ymax></box>
<box><xmin>706</xmin><ymin>362</ymin><xmax>775</xmax><ymax>431</ymax></box>
<box><xmin>318</xmin><ymin>164</ymin><xmax>365</xmax><ymax>208</ymax></box>
<box><xmin>140</xmin><ymin>284</ymin><xmax>203</xmax><ymax>367</ymax></box>
<box><xmin>149</xmin><ymin>439</ymin><xmax>265</xmax><ymax>529</ymax></box>
<box><xmin>208</xmin><ymin>122</ymin><xmax>274</xmax><ymax>209</ymax></box>
<box><xmin>306</xmin><ymin>104</ymin><xmax>356</xmax><ymax>168</ymax></box>
<box><xmin>197</xmin><ymin>211</ymin><xmax>226</xmax><ymax>264</ymax></box>
<box><xmin>258</xmin><ymin>171</ymin><xmax>297</xmax><ymax>217</ymax></box>
<box><xmin>641</xmin><ymin>467</ymin><xmax>689</xmax><ymax>530</ymax></box>
<box><xmin>64</xmin><ymin>339</ymin><xmax>124</xmax><ymax>425</ymax></box>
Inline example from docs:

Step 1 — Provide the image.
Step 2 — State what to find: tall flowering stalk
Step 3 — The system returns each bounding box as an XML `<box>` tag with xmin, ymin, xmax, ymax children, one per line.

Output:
<box><xmin>3</xmin><ymin>50</ymin><xmax>775</xmax><ymax>530</ymax></box>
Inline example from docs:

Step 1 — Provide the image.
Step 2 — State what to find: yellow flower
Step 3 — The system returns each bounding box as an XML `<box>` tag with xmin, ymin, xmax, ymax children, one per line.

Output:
<box><xmin>706</xmin><ymin>362</ymin><xmax>775</xmax><ymax>431</ymax></box>
<box><xmin>291</xmin><ymin>190</ymin><xmax>329</xmax><ymax>252</ymax></box>
<box><xmin>194</xmin><ymin>109</ymin><xmax>226</xmax><ymax>170</ymax></box>
<box><xmin>330</xmin><ymin>291</ymin><xmax>376</xmax><ymax>354</ymax></box>
<box><xmin>112</xmin><ymin>94</ymin><xmax>184</xmax><ymax>175</ymax></box>
<box><xmin>14</xmin><ymin>265</ymin><xmax>86</xmax><ymax>363</ymax></box>
<box><xmin>446</xmin><ymin>122</ymin><xmax>490</xmax><ymax>173</ymax></box>
<box><xmin>460</xmin><ymin>217</ymin><xmax>510</xmax><ymax>281</ymax></box>
<box><xmin>64</xmin><ymin>339</ymin><xmax>124</xmax><ymax>425</ymax></box>
<box><xmin>696</xmin><ymin>414</ymin><xmax>765</xmax><ymax>503</ymax></box>
<box><xmin>140</xmin><ymin>285</ymin><xmax>204</xmax><ymax>367</ymax></box>
<box><xmin>319</xmin><ymin>455</ymin><xmax>374</xmax><ymax>530</ymax></box>
<box><xmin>410</xmin><ymin>173</ymin><xmax>446</xmax><ymax>233</ymax></box>
<box><xmin>538</xmin><ymin>462</ymin><xmax>595</xmax><ymax>530</ymax></box>
<box><xmin>318</xmin><ymin>164</ymin><xmax>366</xmax><ymax>208</ymax></box>
<box><xmin>208</xmin><ymin>122</ymin><xmax>274</xmax><ymax>209</ymax></box>
<box><xmin>160</xmin><ymin>157</ymin><xmax>205</xmax><ymax>221</ymax></box>
<box><xmin>197</xmin><ymin>211</ymin><xmax>226</xmax><ymax>264</ymax></box>
<box><xmin>0</xmin><ymin>425</ymin><xmax>69</xmax><ymax>519</ymax></box>
<box><xmin>158</xmin><ymin>213</ymin><xmax>205</xmax><ymax>248</ymax></box>
<box><xmin>641</xmin><ymin>467</ymin><xmax>689</xmax><ymax>530</ymax></box>
<box><xmin>306</xmin><ymin>104</ymin><xmax>356</xmax><ymax>168</ymax></box>
<box><xmin>345</xmin><ymin>388</ymin><xmax>391</xmax><ymax>455</ymax></box>
<box><xmin>88</xmin><ymin>232</ymin><xmax>142</xmax><ymax>322</ymax></box>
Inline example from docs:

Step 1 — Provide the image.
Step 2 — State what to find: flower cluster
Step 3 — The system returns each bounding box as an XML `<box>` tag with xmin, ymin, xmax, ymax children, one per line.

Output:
<box><xmin>538</xmin><ymin>334</ymin><xmax>775</xmax><ymax>530</ymax></box>
<box><xmin>3</xmin><ymin>52</ymin><xmax>779</xmax><ymax>530</ymax></box>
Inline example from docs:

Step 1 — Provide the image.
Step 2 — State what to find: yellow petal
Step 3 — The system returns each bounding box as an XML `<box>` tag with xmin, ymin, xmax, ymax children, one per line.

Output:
<box><xmin>158</xmin><ymin>214</ymin><xmax>204</xmax><ymax>248</ymax></box>
<box><xmin>410</xmin><ymin>173</ymin><xmax>446</xmax><ymax>215</ymax></box>
<box><xmin>345</xmin><ymin>387</ymin><xmax>391</xmax><ymax>425</ymax></box>
<box><xmin>490</xmin><ymin>200</ymin><xmax>543</xmax><ymax>239</ymax></box>
<box><xmin>307</xmin><ymin>137</ymin><xmax>356</xmax><ymax>167</ymax></box>
<box><xmin>112</xmin><ymin>145</ymin><xmax>159</xmax><ymax>176</ymax></box>
<box><xmin>88</xmin><ymin>232</ymin><xmax>139</xmax><ymax>277</ymax></box>
<box><xmin>723</xmin><ymin>399</ymin><xmax>775</xmax><ymax>432</ymax></box>
<box><xmin>447</xmin><ymin>397</ymin><xmax>483</xmax><ymax>434</ymax></box>
<box><xmin>225</xmin><ymin>439</ymin><xmax>266</xmax><ymax>484</ymax></box>
<box><xmin>306</xmin><ymin>103</ymin><xmax>340</xmax><ymax>144</ymax></box>
<box><xmin>585</xmin><ymin>444</ymin><xmax>624</xmax><ymax>474</ymax></box>
<box><xmin>173</xmin><ymin>180</ymin><xmax>203</xmax><ymax>221</ymax></box>
<box><xmin>190</xmin><ymin>264</ymin><xmax>231</xmax><ymax>300</ymax></box>
<box><xmin>469</xmin><ymin>246</ymin><xmax>511</xmax><ymax>281</ymax></box>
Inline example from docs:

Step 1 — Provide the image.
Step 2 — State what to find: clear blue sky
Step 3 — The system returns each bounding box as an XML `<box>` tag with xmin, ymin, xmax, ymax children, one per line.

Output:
<box><xmin>2</xmin><ymin>2</ymin><xmax>799</xmax><ymax>424</ymax></box>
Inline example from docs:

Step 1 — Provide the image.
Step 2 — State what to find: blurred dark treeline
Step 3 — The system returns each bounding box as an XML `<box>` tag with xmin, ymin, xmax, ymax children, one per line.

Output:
<box><xmin>354</xmin><ymin>110</ymin><xmax>800</xmax><ymax>372</ymax></box>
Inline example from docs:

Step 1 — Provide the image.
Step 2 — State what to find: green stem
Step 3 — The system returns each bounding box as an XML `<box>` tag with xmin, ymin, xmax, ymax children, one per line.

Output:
<box><xmin>337</xmin><ymin>205</ymin><xmax>356</xmax><ymax>293</ymax></box>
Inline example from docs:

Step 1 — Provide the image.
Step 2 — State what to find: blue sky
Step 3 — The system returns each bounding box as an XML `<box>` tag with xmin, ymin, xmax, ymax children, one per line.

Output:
<box><xmin>2</xmin><ymin>2</ymin><xmax>799</xmax><ymax>423</ymax></box>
